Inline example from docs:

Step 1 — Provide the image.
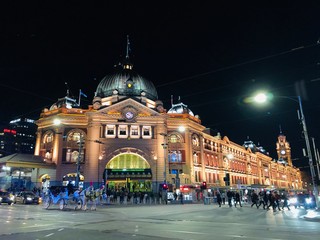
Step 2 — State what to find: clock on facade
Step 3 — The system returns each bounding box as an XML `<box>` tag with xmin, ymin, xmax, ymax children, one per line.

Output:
<box><xmin>125</xmin><ymin>111</ymin><xmax>134</xmax><ymax>120</ymax></box>
<box><xmin>280</xmin><ymin>150</ymin><xmax>286</xmax><ymax>155</ymax></box>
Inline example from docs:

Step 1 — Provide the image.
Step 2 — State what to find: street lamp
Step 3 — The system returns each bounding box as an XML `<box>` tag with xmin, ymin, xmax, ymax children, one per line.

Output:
<box><xmin>160</xmin><ymin>133</ymin><xmax>168</xmax><ymax>183</ymax></box>
<box><xmin>253</xmin><ymin>92</ymin><xmax>319</xmax><ymax>209</ymax></box>
<box><xmin>75</xmin><ymin>134</ymin><xmax>84</xmax><ymax>188</ymax></box>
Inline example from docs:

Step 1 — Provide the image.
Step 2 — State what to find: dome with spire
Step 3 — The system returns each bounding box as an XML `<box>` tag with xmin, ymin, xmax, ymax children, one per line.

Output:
<box><xmin>94</xmin><ymin>36</ymin><xmax>158</xmax><ymax>103</ymax></box>
<box><xmin>167</xmin><ymin>96</ymin><xmax>194</xmax><ymax>116</ymax></box>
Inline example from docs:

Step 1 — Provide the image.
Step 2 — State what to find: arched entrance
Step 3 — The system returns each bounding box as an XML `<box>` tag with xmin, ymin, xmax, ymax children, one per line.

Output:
<box><xmin>40</xmin><ymin>174</ymin><xmax>51</xmax><ymax>191</ymax></box>
<box><xmin>103</xmin><ymin>153</ymin><xmax>152</xmax><ymax>192</ymax></box>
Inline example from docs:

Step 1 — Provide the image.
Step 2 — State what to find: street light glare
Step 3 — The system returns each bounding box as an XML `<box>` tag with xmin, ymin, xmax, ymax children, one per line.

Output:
<box><xmin>254</xmin><ymin>93</ymin><xmax>268</xmax><ymax>103</ymax></box>
<box><xmin>53</xmin><ymin>119</ymin><xmax>61</xmax><ymax>125</ymax></box>
<box><xmin>178</xmin><ymin>126</ymin><xmax>185</xmax><ymax>132</ymax></box>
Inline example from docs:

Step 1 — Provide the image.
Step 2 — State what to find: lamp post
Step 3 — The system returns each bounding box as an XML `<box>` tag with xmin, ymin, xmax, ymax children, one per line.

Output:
<box><xmin>254</xmin><ymin>93</ymin><xmax>319</xmax><ymax>209</ymax></box>
<box><xmin>75</xmin><ymin>133</ymin><xmax>84</xmax><ymax>188</ymax></box>
<box><xmin>98</xmin><ymin>154</ymin><xmax>103</xmax><ymax>188</ymax></box>
<box><xmin>160</xmin><ymin>133</ymin><xmax>168</xmax><ymax>183</ymax></box>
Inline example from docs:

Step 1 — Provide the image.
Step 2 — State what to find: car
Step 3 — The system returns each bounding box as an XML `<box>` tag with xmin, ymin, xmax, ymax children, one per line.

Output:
<box><xmin>14</xmin><ymin>191</ymin><xmax>40</xmax><ymax>204</ymax></box>
<box><xmin>0</xmin><ymin>191</ymin><xmax>15</xmax><ymax>205</ymax></box>
<box><xmin>289</xmin><ymin>194</ymin><xmax>316</xmax><ymax>209</ymax></box>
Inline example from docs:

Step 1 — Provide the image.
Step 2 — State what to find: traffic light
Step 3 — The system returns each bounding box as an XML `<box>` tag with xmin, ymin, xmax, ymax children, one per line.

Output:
<box><xmin>201</xmin><ymin>181</ymin><xmax>207</xmax><ymax>190</ymax></box>
<box><xmin>162</xmin><ymin>183</ymin><xmax>168</xmax><ymax>190</ymax></box>
<box><xmin>223</xmin><ymin>173</ymin><xmax>230</xmax><ymax>186</ymax></box>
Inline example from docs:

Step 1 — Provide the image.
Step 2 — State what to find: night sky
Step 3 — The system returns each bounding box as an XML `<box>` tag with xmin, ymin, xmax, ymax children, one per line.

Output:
<box><xmin>1</xmin><ymin>2</ymin><xmax>320</xmax><ymax>170</ymax></box>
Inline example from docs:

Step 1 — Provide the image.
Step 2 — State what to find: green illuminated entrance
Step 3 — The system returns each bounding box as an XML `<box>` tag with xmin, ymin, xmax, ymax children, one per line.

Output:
<box><xmin>103</xmin><ymin>153</ymin><xmax>152</xmax><ymax>192</ymax></box>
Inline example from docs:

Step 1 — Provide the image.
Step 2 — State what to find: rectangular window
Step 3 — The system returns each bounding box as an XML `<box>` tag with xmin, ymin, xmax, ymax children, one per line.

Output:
<box><xmin>105</xmin><ymin>125</ymin><xmax>116</xmax><ymax>138</ymax></box>
<box><xmin>118</xmin><ymin>125</ymin><xmax>128</xmax><ymax>138</ymax></box>
<box><xmin>131</xmin><ymin>126</ymin><xmax>139</xmax><ymax>135</ymax></box>
<box><xmin>119</xmin><ymin>127</ymin><xmax>126</xmax><ymax>135</ymax></box>
<box><xmin>143</xmin><ymin>128</ymin><xmax>150</xmax><ymax>135</ymax></box>
<box><xmin>107</xmin><ymin>129</ymin><xmax>114</xmax><ymax>135</ymax></box>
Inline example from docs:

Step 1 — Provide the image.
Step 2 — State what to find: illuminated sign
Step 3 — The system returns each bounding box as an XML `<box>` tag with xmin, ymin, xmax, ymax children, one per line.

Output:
<box><xmin>3</xmin><ymin>129</ymin><xmax>17</xmax><ymax>135</ymax></box>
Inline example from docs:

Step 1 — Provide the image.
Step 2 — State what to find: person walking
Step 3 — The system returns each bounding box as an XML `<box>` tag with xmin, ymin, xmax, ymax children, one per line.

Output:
<box><xmin>281</xmin><ymin>192</ymin><xmax>290</xmax><ymax>210</ymax></box>
<box><xmin>221</xmin><ymin>191</ymin><xmax>226</xmax><ymax>205</ymax></box>
<box><xmin>257</xmin><ymin>190</ymin><xmax>265</xmax><ymax>209</ymax></box>
<box><xmin>216</xmin><ymin>191</ymin><xmax>222</xmax><ymax>207</ymax></box>
<box><xmin>267</xmin><ymin>191</ymin><xmax>276</xmax><ymax>212</ymax></box>
<box><xmin>274</xmin><ymin>191</ymin><xmax>281</xmax><ymax>211</ymax></box>
<box><xmin>179</xmin><ymin>192</ymin><xmax>184</xmax><ymax>204</ymax></box>
<box><xmin>227</xmin><ymin>190</ymin><xmax>233</xmax><ymax>207</ymax></box>
<box><xmin>251</xmin><ymin>190</ymin><xmax>259</xmax><ymax>208</ymax></box>
<box><xmin>234</xmin><ymin>191</ymin><xmax>242</xmax><ymax>207</ymax></box>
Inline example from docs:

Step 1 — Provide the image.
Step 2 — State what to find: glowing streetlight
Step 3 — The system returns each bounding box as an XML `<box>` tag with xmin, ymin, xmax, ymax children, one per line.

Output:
<box><xmin>253</xmin><ymin>92</ymin><xmax>319</xmax><ymax>209</ymax></box>
<box><xmin>254</xmin><ymin>93</ymin><xmax>268</xmax><ymax>103</ymax></box>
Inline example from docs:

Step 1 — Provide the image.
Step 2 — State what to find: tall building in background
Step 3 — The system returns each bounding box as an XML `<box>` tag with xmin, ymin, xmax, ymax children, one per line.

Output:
<box><xmin>0</xmin><ymin>118</ymin><xmax>36</xmax><ymax>157</ymax></box>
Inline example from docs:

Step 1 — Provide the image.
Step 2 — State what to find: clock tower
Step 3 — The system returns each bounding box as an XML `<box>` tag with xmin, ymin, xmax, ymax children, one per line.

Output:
<box><xmin>276</xmin><ymin>132</ymin><xmax>292</xmax><ymax>166</ymax></box>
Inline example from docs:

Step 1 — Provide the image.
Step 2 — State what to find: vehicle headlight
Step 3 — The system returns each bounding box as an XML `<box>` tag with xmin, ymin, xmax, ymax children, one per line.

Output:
<box><xmin>289</xmin><ymin>198</ymin><xmax>297</xmax><ymax>204</ymax></box>
<box><xmin>27</xmin><ymin>197</ymin><xmax>32</xmax><ymax>201</ymax></box>
<box><xmin>305</xmin><ymin>198</ymin><xmax>312</xmax><ymax>204</ymax></box>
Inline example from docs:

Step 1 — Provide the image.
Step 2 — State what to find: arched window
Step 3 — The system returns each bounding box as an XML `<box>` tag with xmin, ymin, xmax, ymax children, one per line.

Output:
<box><xmin>64</xmin><ymin>130</ymin><xmax>86</xmax><ymax>163</ymax></box>
<box><xmin>169</xmin><ymin>134</ymin><xmax>182</xmax><ymax>143</ymax></box>
<box><xmin>192</xmin><ymin>135</ymin><xmax>199</xmax><ymax>146</ymax></box>
<box><xmin>107</xmin><ymin>153</ymin><xmax>150</xmax><ymax>169</ymax></box>
<box><xmin>43</xmin><ymin>131</ymin><xmax>54</xmax><ymax>144</ymax></box>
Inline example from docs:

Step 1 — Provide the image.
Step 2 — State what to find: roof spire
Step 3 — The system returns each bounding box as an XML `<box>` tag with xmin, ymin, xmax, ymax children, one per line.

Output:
<box><xmin>171</xmin><ymin>95</ymin><xmax>173</xmax><ymax>106</ymax></box>
<box><xmin>122</xmin><ymin>35</ymin><xmax>133</xmax><ymax>70</ymax></box>
<box><xmin>126</xmin><ymin>35</ymin><xmax>131</xmax><ymax>59</ymax></box>
<box><xmin>279</xmin><ymin>124</ymin><xmax>282</xmax><ymax>134</ymax></box>
<box><xmin>65</xmin><ymin>82</ymin><xmax>70</xmax><ymax>97</ymax></box>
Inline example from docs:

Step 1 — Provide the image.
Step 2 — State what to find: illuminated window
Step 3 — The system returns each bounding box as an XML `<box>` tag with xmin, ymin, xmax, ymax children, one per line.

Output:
<box><xmin>67</xmin><ymin>132</ymin><xmax>81</xmax><ymax>142</ymax></box>
<box><xmin>192</xmin><ymin>135</ymin><xmax>199</xmax><ymax>146</ymax></box>
<box><xmin>169</xmin><ymin>134</ymin><xmax>181</xmax><ymax>143</ymax></box>
<box><xmin>130</xmin><ymin>126</ymin><xmax>139</xmax><ymax>138</ymax></box>
<box><xmin>119</xmin><ymin>126</ymin><xmax>126</xmax><ymax>135</ymax></box>
<box><xmin>43</xmin><ymin>132</ymin><xmax>54</xmax><ymax>143</ymax></box>
<box><xmin>168</xmin><ymin>150</ymin><xmax>182</xmax><ymax>163</ymax></box>
<box><xmin>107</xmin><ymin>125</ymin><xmax>115</xmax><ymax>135</ymax></box>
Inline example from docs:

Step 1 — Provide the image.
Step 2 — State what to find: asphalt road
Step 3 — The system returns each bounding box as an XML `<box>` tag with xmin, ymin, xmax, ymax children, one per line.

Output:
<box><xmin>0</xmin><ymin>202</ymin><xmax>319</xmax><ymax>240</ymax></box>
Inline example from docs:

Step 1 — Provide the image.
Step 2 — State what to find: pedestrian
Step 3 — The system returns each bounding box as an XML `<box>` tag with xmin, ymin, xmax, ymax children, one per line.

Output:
<box><xmin>174</xmin><ymin>191</ymin><xmax>178</xmax><ymax>201</ymax></box>
<box><xmin>221</xmin><ymin>191</ymin><xmax>226</xmax><ymax>205</ymax></box>
<box><xmin>180</xmin><ymin>192</ymin><xmax>184</xmax><ymax>204</ymax></box>
<box><xmin>267</xmin><ymin>191</ymin><xmax>276</xmax><ymax>212</ymax></box>
<box><xmin>257</xmin><ymin>190</ymin><xmax>265</xmax><ymax>209</ymax></box>
<box><xmin>216</xmin><ymin>191</ymin><xmax>222</xmax><ymax>207</ymax></box>
<box><xmin>234</xmin><ymin>191</ymin><xmax>242</xmax><ymax>207</ymax></box>
<box><xmin>227</xmin><ymin>190</ymin><xmax>233</xmax><ymax>207</ymax></box>
<box><xmin>281</xmin><ymin>192</ymin><xmax>290</xmax><ymax>210</ymax></box>
<box><xmin>263</xmin><ymin>190</ymin><xmax>268</xmax><ymax>209</ymax></box>
<box><xmin>274</xmin><ymin>191</ymin><xmax>281</xmax><ymax>211</ymax></box>
<box><xmin>251</xmin><ymin>190</ymin><xmax>259</xmax><ymax>208</ymax></box>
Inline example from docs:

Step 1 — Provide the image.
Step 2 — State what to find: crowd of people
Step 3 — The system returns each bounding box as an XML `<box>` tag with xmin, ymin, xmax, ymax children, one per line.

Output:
<box><xmin>215</xmin><ymin>189</ymin><xmax>291</xmax><ymax>211</ymax></box>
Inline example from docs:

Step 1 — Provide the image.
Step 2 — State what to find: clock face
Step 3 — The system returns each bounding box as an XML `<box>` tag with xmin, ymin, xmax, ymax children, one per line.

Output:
<box><xmin>280</xmin><ymin>150</ymin><xmax>286</xmax><ymax>155</ymax></box>
<box><xmin>125</xmin><ymin>111</ymin><xmax>134</xmax><ymax>119</ymax></box>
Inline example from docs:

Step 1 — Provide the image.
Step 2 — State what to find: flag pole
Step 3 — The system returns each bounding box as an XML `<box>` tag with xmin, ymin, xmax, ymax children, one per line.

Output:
<box><xmin>79</xmin><ymin>89</ymin><xmax>81</xmax><ymax>106</ymax></box>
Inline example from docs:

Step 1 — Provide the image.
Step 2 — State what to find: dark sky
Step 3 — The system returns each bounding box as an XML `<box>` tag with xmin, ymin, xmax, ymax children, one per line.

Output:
<box><xmin>1</xmin><ymin>2</ymin><xmax>320</xmax><ymax>170</ymax></box>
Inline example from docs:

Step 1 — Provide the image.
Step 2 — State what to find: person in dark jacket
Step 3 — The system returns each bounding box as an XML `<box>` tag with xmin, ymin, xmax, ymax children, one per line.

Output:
<box><xmin>257</xmin><ymin>190</ymin><xmax>266</xmax><ymax>209</ymax></box>
<box><xmin>251</xmin><ymin>190</ymin><xmax>259</xmax><ymax>208</ymax></box>
<box><xmin>267</xmin><ymin>191</ymin><xmax>276</xmax><ymax>211</ymax></box>
<box><xmin>234</xmin><ymin>191</ymin><xmax>242</xmax><ymax>207</ymax></box>
<box><xmin>227</xmin><ymin>190</ymin><xmax>233</xmax><ymax>207</ymax></box>
<box><xmin>216</xmin><ymin>191</ymin><xmax>222</xmax><ymax>207</ymax></box>
<box><xmin>281</xmin><ymin>192</ymin><xmax>291</xmax><ymax>210</ymax></box>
